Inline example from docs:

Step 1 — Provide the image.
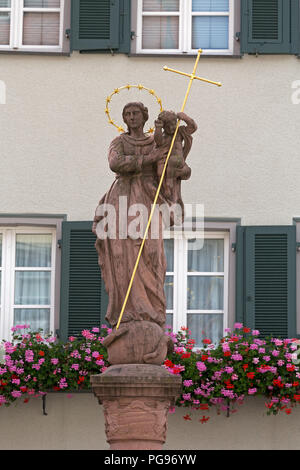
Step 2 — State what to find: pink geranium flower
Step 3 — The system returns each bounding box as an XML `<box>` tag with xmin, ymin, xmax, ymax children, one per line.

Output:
<box><xmin>196</xmin><ymin>362</ymin><xmax>207</xmax><ymax>372</ymax></box>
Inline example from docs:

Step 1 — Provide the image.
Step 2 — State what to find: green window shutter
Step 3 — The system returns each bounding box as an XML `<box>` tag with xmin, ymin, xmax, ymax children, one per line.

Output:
<box><xmin>236</xmin><ymin>226</ymin><xmax>296</xmax><ymax>338</ymax></box>
<box><xmin>60</xmin><ymin>221</ymin><xmax>108</xmax><ymax>343</ymax></box>
<box><xmin>236</xmin><ymin>226</ymin><xmax>245</xmax><ymax>326</ymax></box>
<box><xmin>241</xmin><ymin>0</ymin><xmax>298</xmax><ymax>54</ymax></box>
<box><xmin>118</xmin><ymin>0</ymin><xmax>131</xmax><ymax>53</ymax></box>
<box><xmin>71</xmin><ymin>0</ymin><xmax>131</xmax><ymax>53</ymax></box>
<box><xmin>71</xmin><ymin>0</ymin><xmax>119</xmax><ymax>51</ymax></box>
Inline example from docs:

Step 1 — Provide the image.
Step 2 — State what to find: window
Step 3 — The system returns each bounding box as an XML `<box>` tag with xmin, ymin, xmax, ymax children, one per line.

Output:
<box><xmin>137</xmin><ymin>0</ymin><xmax>234</xmax><ymax>55</ymax></box>
<box><xmin>0</xmin><ymin>0</ymin><xmax>65</xmax><ymax>52</ymax></box>
<box><xmin>0</xmin><ymin>228</ymin><xmax>56</xmax><ymax>340</ymax></box>
<box><xmin>164</xmin><ymin>231</ymin><xmax>229</xmax><ymax>347</ymax></box>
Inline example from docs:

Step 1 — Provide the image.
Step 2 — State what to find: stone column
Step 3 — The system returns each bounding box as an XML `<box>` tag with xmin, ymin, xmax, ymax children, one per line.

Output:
<box><xmin>91</xmin><ymin>364</ymin><xmax>182</xmax><ymax>450</ymax></box>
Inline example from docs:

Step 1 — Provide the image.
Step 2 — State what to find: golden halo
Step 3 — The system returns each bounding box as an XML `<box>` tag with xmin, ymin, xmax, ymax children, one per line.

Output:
<box><xmin>105</xmin><ymin>84</ymin><xmax>164</xmax><ymax>134</ymax></box>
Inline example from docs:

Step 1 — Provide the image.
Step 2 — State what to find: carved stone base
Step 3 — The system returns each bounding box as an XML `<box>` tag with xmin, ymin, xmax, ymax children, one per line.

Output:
<box><xmin>91</xmin><ymin>364</ymin><xmax>182</xmax><ymax>450</ymax></box>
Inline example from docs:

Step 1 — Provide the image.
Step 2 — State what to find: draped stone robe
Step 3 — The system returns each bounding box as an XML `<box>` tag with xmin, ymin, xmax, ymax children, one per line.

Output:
<box><xmin>93</xmin><ymin>133</ymin><xmax>168</xmax><ymax>328</ymax></box>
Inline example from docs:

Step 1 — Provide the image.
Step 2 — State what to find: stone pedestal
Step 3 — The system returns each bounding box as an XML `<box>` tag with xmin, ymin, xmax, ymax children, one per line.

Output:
<box><xmin>91</xmin><ymin>364</ymin><xmax>182</xmax><ymax>450</ymax></box>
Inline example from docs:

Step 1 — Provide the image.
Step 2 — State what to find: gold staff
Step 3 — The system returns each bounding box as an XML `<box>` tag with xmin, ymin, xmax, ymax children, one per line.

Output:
<box><xmin>116</xmin><ymin>49</ymin><xmax>222</xmax><ymax>330</ymax></box>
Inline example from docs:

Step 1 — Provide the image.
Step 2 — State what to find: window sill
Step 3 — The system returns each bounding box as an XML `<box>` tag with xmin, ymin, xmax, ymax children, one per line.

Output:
<box><xmin>0</xmin><ymin>50</ymin><xmax>70</xmax><ymax>56</ymax></box>
<box><xmin>129</xmin><ymin>53</ymin><xmax>242</xmax><ymax>59</ymax></box>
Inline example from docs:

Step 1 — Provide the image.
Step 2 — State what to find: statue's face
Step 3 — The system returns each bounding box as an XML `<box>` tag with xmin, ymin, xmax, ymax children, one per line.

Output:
<box><xmin>123</xmin><ymin>106</ymin><xmax>144</xmax><ymax>131</ymax></box>
<box><xmin>164</xmin><ymin>117</ymin><xmax>177</xmax><ymax>135</ymax></box>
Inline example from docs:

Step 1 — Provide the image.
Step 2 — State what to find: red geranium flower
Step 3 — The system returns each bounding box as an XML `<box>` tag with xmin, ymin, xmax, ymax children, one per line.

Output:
<box><xmin>38</xmin><ymin>351</ymin><xmax>45</xmax><ymax>356</ymax></box>
<box><xmin>187</xmin><ymin>339</ymin><xmax>196</xmax><ymax>345</ymax></box>
<box><xmin>183</xmin><ymin>414</ymin><xmax>192</xmax><ymax>421</ymax></box>
<box><xmin>181</xmin><ymin>353</ymin><xmax>191</xmax><ymax>359</ymax></box>
<box><xmin>287</xmin><ymin>364</ymin><xmax>295</xmax><ymax>372</ymax></box>
<box><xmin>226</xmin><ymin>384</ymin><xmax>234</xmax><ymax>389</ymax></box>
<box><xmin>285</xmin><ymin>408</ymin><xmax>292</xmax><ymax>415</ymax></box>
<box><xmin>203</xmin><ymin>339</ymin><xmax>212</xmax><ymax>345</ymax></box>
<box><xmin>242</xmin><ymin>364</ymin><xmax>249</xmax><ymax>371</ymax></box>
<box><xmin>294</xmin><ymin>394</ymin><xmax>300</xmax><ymax>402</ymax></box>
<box><xmin>247</xmin><ymin>372</ymin><xmax>255</xmax><ymax>379</ymax></box>
<box><xmin>273</xmin><ymin>379</ymin><xmax>284</xmax><ymax>388</ymax></box>
<box><xmin>224</xmin><ymin>351</ymin><xmax>231</xmax><ymax>357</ymax></box>
<box><xmin>164</xmin><ymin>360</ymin><xmax>174</xmax><ymax>368</ymax></box>
<box><xmin>199</xmin><ymin>403</ymin><xmax>209</xmax><ymax>410</ymax></box>
<box><xmin>201</xmin><ymin>355</ymin><xmax>208</xmax><ymax>361</ymax></box>
<box><xmin>260</xmin><ymin>365</ymin><xmax>270</xmax><ymax>371</ymax></box>
<box><xmin>199</xmin><ymin>416</ymin><xmax>210</xmax><ymax>424</ymax></box>
<box><xmin>243</xmin><ymin>327</ymin><xmax>251</xmax><ymax>333</ymax></box>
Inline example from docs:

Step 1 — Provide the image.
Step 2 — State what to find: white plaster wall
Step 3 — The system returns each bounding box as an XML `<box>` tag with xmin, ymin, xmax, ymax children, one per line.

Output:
<box><xmin>0</xmin><ymin>393</ymin><xmax>300</xmax><ymax>450</ymax></box>
<box><xmin>0</xmin><ymin>53</ymin><xmax>299</xmax><ymax>225</ymax></box>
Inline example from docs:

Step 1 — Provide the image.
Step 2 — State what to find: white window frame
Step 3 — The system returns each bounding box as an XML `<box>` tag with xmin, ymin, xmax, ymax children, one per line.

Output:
<box><xmin>0</xmin><ymin>227</ymin><xmax>56</xmax><ymax>341</ymax></box>
<box><xmin>0</xmin><ymin>0</ymin><xmax>64</xmax><ymax>53</ymax></box>
<box><xmin>136</xmin><ymin>0</ymin><xmax>234</xmax><ymax>55</ymax></box>
<box><xmin>165</xmin><ymin>230</ymin><xmax>229</xmax><ymax>345</ymax></box>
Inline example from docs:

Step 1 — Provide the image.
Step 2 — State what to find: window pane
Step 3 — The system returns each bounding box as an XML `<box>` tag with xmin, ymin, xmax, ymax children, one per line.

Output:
<box><xmin>0</xmin><ymin>12</ymin><xmax>10</xmax><ymax>45</ymax></box>
<box><xmin>192</xmin><ymin>0</ymin><xmax>229</xmax><ymax>12</ymax></box>
<box><xmin>187</xmin><ymin>314</ymin><xmax>223</xmax><ymax>346</ymax></box>
<box><xmin>142</xmin><ymin>16</ymin><xmax>179</xmax><ymax>49</ymax></box>
<box><xmin>23</xmin><ymin>12</ymin><xmax>60</xmax><ymax>45</ymax></box>
<box><xmin>164</xmin><ymin>275</ymin><xmax>173</xmax><ymax>310</ymax></box>
<box><xmin>15</xmin><ymin>271</ymin><xmax>51</xmax><ymax>305</ymax></box>
<box><xmin>14</xmin><ymin>308</ymin><xmax>50</xmax><ymax>334</ymax></box>
<box><xmin>0</xmin><ymin>0</ymin><xmax>10</xmax><ymax>6</ymax></box>
<box><xmin>16</xmin><ymin>234</ymin><xmax>52</xmax><ymax>267</ymax></box>
<box><xmin>24</xmin><ymin>0</ymin><xmax>60</xmax><ymax>7</ymax></box>
<box><xmin>192</xmin><ymin>16</ymin><xmax>229</xmax><ymax>49</ymax></box>
<box><xmin>143</xmin><ymin>0</ymin><xmax>179</xmax><ymax>12</ymax></box>
<box><xmin>164</xmin><ymin>238</ymin><xmax>174</xmax><ymax>272</ymax></box>
<box><xmin>187</xmin><ymin>276</ymin><xmax>224</xmax><ymax>310</ymax></box>
<box><xmin>188</xmin><ymin>239</ymin><xmax>224</xmax><ymax>272</ymax></box>
<box><xmin>166</xmin><ymin>313</ymin><xmax>173</xmax><ymax>329</ymax></box>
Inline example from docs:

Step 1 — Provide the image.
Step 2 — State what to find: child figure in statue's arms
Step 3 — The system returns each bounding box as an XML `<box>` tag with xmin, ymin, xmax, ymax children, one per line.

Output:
<box><xmin>154</xmin><ymin>111</ymin><xmax>197</xmax><ymax>202</ymax></box>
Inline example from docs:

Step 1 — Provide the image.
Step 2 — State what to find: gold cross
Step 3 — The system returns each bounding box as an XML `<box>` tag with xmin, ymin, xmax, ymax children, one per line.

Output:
<box><xmin>116</xmin><ymin>49</ymin><xmax>222</xmax><ymax>330</ymax></box>
<box><xmin>163</xmin><ymin>48</ymin><xmax>222</xmax><ymax>113</ymax></box>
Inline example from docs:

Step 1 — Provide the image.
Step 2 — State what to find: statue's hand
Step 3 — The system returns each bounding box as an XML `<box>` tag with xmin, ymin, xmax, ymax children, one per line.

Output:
<box><xmin>144</xmin><ymin>147</ymin><xmax>167</xmax><ymax>165</ymax></box>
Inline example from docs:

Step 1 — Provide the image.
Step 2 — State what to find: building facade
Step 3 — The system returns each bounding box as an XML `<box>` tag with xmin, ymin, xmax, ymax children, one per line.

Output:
<box><xmin>1</xmin><ymin>0</ymin><xmax>300</xmax><ymax>345</ymax></box>
<box><xmin>1</xmin><ymin>0</ymin><xmax>300</xmax><ymax>449</ymax></box>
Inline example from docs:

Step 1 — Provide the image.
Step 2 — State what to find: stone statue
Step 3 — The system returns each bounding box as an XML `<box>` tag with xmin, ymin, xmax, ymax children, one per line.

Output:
<box><xmin>92</xmin><ymin>102</ymin><xmax>196</xmax><ymax>365</ymax></box>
